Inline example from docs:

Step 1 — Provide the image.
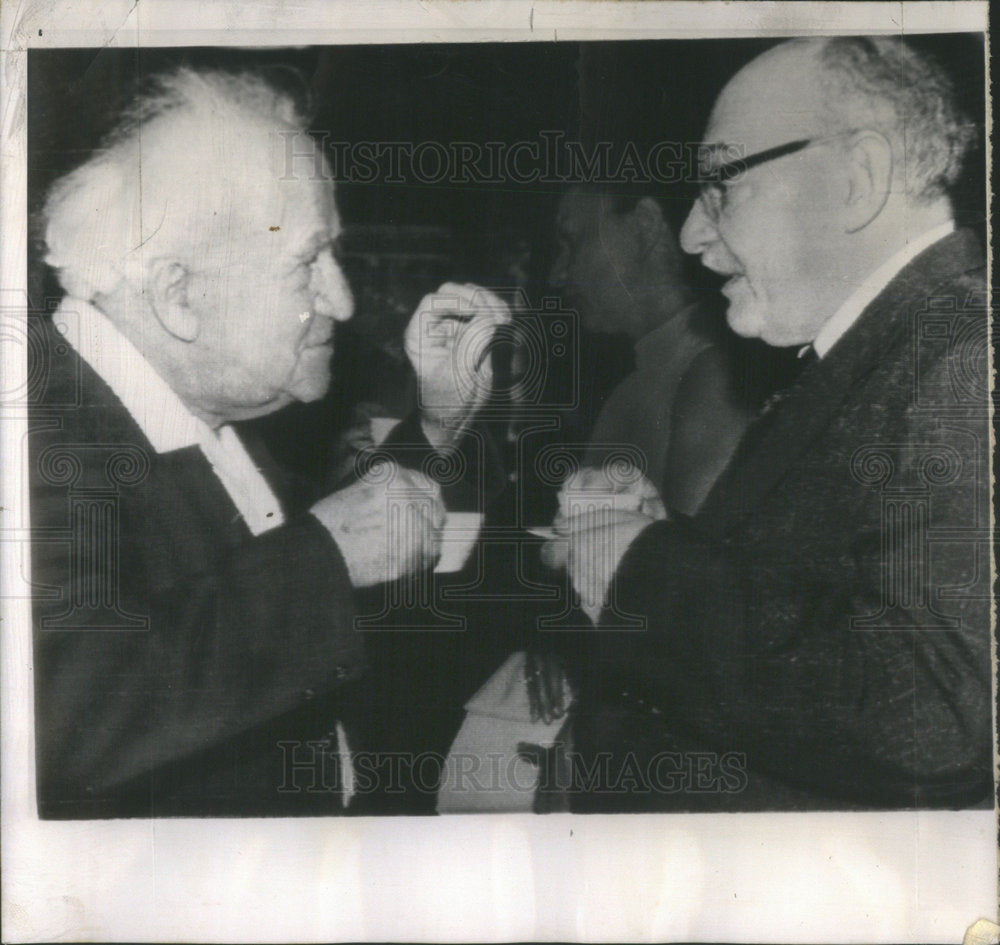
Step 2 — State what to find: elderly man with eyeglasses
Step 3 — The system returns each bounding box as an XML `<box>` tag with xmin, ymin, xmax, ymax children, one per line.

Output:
<box><xmin>544</xmin><ymin>36</ymin><xmax>990</xmax><ymax>811</ymax></box>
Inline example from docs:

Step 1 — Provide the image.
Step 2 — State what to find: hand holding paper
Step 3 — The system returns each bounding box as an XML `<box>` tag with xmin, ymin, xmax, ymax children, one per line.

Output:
<box><xmin>311</xmin><ymin>466</ymin><xmax>445</xmax><ymax>587</ymax></box>
<box><xmin>541</xmin><ymin>461</ymin><xmax>665</xmax><ymax>621</ymax></box>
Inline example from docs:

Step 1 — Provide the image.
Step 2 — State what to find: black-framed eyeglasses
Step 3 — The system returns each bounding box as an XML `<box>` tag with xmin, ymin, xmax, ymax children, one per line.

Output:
<box><xmin>697</xmin><ymin>133</ymin><xmax>852</xmax><ymax>221</ymax></box>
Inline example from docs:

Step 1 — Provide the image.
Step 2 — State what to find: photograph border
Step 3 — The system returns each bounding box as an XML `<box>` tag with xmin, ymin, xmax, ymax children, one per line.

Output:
<box><xmin>2</xmin><ymin>2</ymin><xmax>995</xmax><ymax>942</ymax></box>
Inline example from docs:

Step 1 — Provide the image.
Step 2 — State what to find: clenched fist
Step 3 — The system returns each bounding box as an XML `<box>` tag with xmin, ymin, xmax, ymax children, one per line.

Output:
<box><xmin>404</xmin><ymin>282</ymin><xmax>511</xmax><ymax>446</ymax></box>
<box><xmin>310</xmin><ymin>465</ymin><xmax>446</xmax><ymax>587</ymax></box>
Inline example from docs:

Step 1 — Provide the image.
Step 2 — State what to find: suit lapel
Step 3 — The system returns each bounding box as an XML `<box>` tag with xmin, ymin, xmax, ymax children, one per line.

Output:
<box><xmin>43</xmin><ymin>320</ymin><xmax>266</xmax><ymax>538</ymax></box>
<box><xmin>233</xmin><ymin>422</ymin><xmax>298</xmax><ymax>515</ymax></box>
<box><xmin>699</xmin><ymin>229</ymin><xmax>984</xmax><ymax>525</ymax></box>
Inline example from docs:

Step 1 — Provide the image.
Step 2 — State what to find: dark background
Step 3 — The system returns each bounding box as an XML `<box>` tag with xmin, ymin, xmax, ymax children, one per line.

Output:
<box><xmin>26</xmin><ymin>37</ymin><xmax>988</xmax><ymax>481</ymax></box>
<box><xmin>27</xmin><ymin>36</ymin><xmax>987</xmax><ymax>284</ymax></box>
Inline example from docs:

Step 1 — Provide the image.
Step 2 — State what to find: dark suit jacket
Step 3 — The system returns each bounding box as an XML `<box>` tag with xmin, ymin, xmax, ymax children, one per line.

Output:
<box><xmin>569</xmin><ymin>230</ymin><xmax>992</xmax><ymax>811</ymax></box>
<box><xmin>29</xmin><ymin>319</ymin><xmax>364</xmax><ymax>818</ymax></box>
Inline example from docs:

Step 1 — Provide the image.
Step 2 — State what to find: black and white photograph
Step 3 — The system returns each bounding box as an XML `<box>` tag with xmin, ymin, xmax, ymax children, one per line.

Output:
<box><xmin>1</xmin><ymin>1</ymin><xmax>995</xmax><ymax>941</ymax></box>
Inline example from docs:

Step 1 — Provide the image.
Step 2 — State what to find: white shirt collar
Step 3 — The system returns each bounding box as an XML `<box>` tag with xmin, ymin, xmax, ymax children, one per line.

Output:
<box><xmin>812</xmin><ymin>221</ymin><xmax>955</xmax><ymax>359</ymax></box>
<box><xmin>56</xmin><ymin>298</ymin><xmax>285</xmax><ymax>535</ymax></box>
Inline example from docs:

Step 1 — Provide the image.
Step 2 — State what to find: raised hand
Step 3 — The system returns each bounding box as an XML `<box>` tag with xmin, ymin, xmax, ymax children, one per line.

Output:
<box><xmin>403</xmin><ymin>282</ymin><xmax>512</xmax><ymax>445</ymax></box>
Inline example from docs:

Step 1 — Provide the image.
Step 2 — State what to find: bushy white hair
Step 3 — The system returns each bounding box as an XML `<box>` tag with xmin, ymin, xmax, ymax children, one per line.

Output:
<box><xmin>43</xmin><ymin>68</ymin><xmax>311</xmax><ymax>301</ymax></box>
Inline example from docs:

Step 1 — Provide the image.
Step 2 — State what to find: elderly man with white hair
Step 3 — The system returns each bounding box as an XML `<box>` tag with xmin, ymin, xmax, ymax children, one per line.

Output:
<box><xmin>29</xmin><ymin>68</ymin><xmax>507</xmax><ymax>817</ymax></box>
<box><xmin>546</xmin><ymin>37</ymin><xmax>990</xmax><ymax>810</ymax></box>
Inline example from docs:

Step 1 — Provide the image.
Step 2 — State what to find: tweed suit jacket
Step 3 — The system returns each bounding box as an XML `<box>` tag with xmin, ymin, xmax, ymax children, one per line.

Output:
<box><xmin>570</xmin><ymin>230</ymin><xmax>991</xmax><ymax>810</ymax></box>
<box><xmin>29</xmin><ymin>318</ymin><xmax>365</xmax><ymax>818</ymax></box>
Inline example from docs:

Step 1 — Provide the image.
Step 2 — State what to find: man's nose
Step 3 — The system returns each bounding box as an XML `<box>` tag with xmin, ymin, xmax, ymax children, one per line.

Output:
<box><xmin>679</xmin><ymin>199</ymin><xmax>717</xmax><ymax>256</ymax></box>
<box><xmin>313</xmin><ymin>252</ymin><xmax>354</xmax><ymax>323</ymax></box>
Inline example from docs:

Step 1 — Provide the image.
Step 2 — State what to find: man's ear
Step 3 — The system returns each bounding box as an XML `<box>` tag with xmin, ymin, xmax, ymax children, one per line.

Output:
<box><xmin>148</xmin><ymin>257</ymin><xmax>200</xmax><ymax>342</ymax></box>
<box><xmin>842</xmin><ymin>130</ymin><xmax>893</xmax><ymax>232</ymax></box>
<box><xmin>630</xmin><ymin>196</ymin><xmax>669</xmax><ymax>255</ymax></box>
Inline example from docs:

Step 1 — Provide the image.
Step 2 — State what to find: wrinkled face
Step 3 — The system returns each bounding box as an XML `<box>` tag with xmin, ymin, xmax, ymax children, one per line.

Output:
<box><xmin>679</xmin><ymin>47</ymin><xmax>848</xmax><ymax>347</ymax></box>
<box><xmin>186</xmin><ymin>153</ymin><xmax>354</xmax><ymax>421</ymax></box>
<box><xmin>549</xmin><ymin>191</ymin><xmax>642</xmax><ymax>336</ymax></box>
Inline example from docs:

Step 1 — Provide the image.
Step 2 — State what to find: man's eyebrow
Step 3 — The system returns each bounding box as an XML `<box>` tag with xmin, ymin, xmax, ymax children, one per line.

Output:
<box><xmin>700</xmin><ymin>141</ymin><xmax>743</xmax><ymax>164</ymax></box>
<box><xmin>298</xmin><ymin>232</ymin><xmax>335</xmax><ymax>258</ymax></box>
<box><xmin>697</xmin><ymin>141</ymin><xmax>753</xmax><ymax>181</ymax></box>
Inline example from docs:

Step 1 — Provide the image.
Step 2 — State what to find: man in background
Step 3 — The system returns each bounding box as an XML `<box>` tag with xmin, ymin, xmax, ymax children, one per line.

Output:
<box><xmin>551</xmin><ymin>36</ymin><xmax>990</xmax><ymax>810</ymax></box>
<box><xmin>522</xmin><ymin>184</ymin><xmax>759</xmax><ymax>727</ymax></box>
<box><xmin>436</xmin><ymin>185</ymin><xmax>755</xmax><ymax>811</ymax></box>
<box><xmin>549</xmin><ymin>184</ymin><xmax>751</xmax><ymax>514</ymax></box>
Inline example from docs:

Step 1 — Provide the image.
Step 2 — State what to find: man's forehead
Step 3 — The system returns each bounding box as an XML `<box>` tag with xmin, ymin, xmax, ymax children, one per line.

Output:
<box><xmin>302</xmin><ymin>175</ymin><xmax>338</xmax><ymax>218</ymax></box>
<box><xmin>226</xmin><ymin>172</ymin><xmax>339</xmax><ymax>253</ymax></box>
<box><xmin>704</xmin><ymin>42</ymin><xmax>827</xmax><ymax>155</ymax></box>
<box><xmin>287</xmin><ymin>178</ymin><xmax>340</xmax><ymax>236</ymax></box>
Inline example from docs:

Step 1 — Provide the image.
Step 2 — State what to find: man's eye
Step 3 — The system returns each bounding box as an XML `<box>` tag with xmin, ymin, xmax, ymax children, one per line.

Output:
<box><xmin>308</xmin><ymin>240</ymin><xmax>337</xmax><ymax>264</ymax></box>
<box><xmin>718</xmin><ymin>179</ymin><xmax>737</xmax><ymax>200</ymax></box>
<box><xmin>305</xmin><ymin>243</ymin><xmax>336</xmax><ymax>272</ymax></box>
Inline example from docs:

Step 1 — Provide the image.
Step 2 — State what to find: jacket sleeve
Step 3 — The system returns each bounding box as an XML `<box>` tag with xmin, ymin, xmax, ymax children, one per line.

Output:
<box><xmin>32</xmin><ymin>505</ymin><xmax>363</xmax><ymax>802</ymax></box>
<box><xmin>578</xmin><ymin>373</ymin><xmax>991</xmax><ymax>807</ymax></box>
